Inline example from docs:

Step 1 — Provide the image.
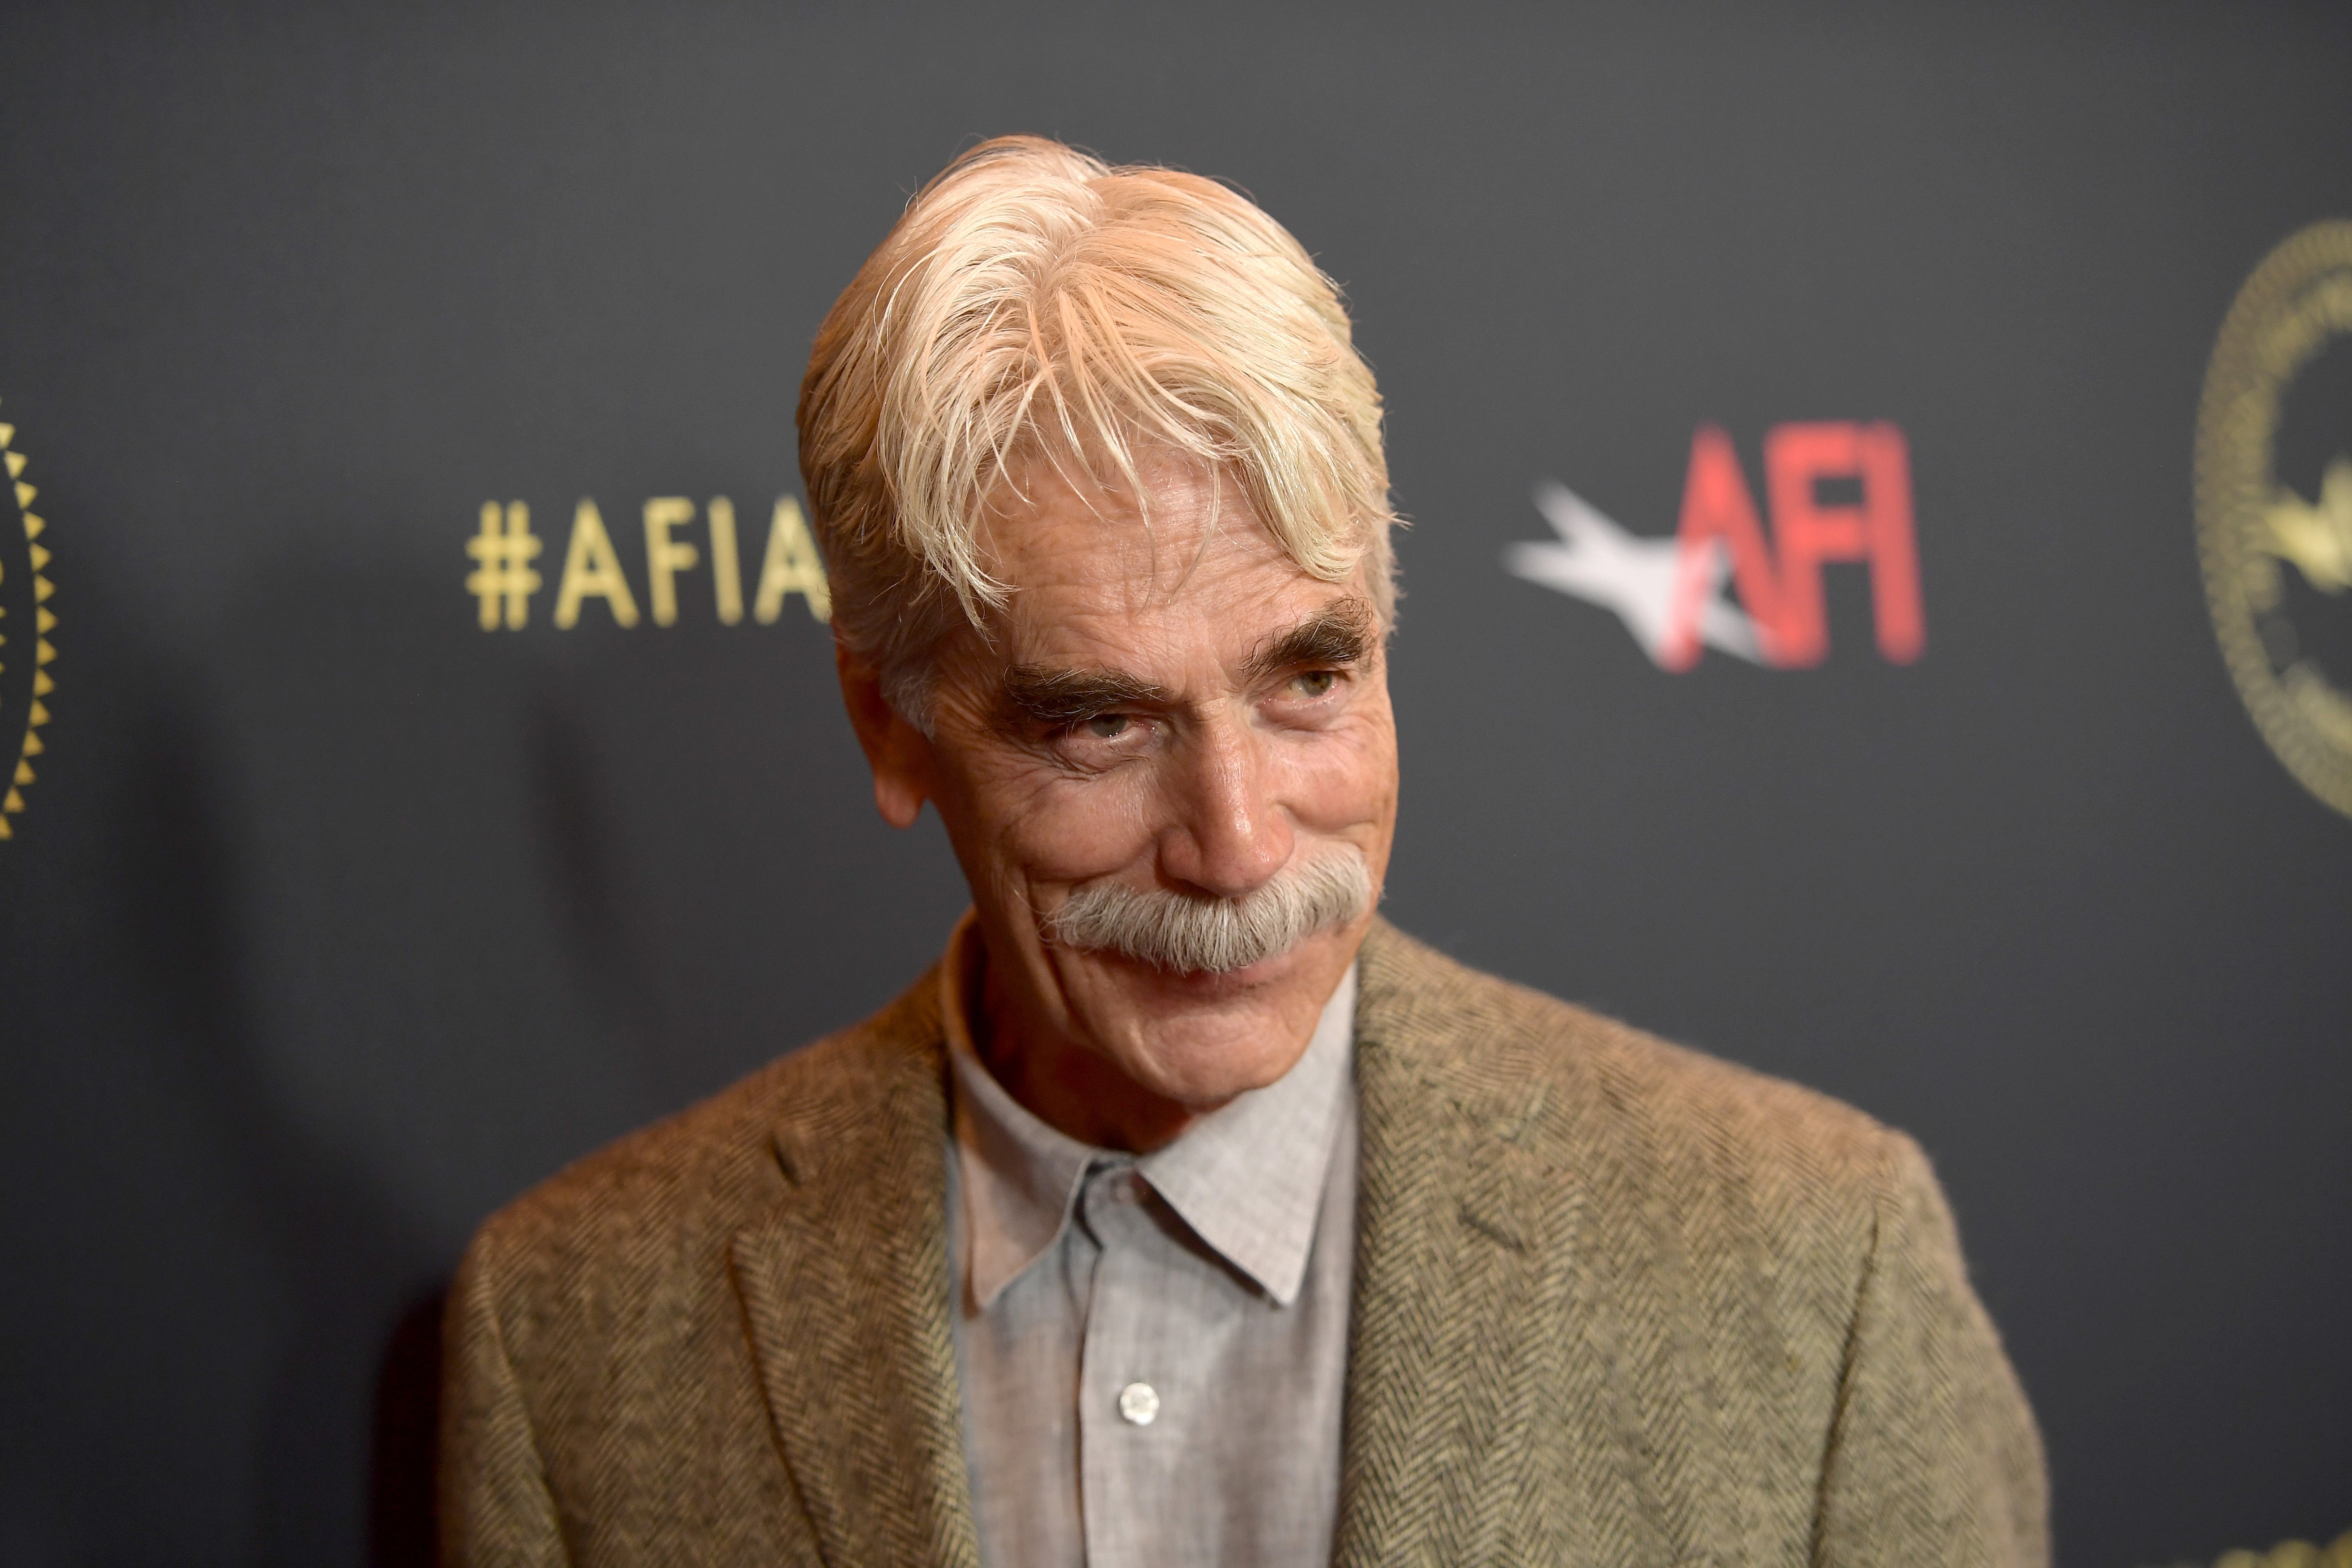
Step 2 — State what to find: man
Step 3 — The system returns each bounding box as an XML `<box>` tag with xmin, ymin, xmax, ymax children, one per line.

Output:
<box><xmin>443</xmin><ymin>136</ymin><xmax>2047</xmax><ymax>1567</ymax></box>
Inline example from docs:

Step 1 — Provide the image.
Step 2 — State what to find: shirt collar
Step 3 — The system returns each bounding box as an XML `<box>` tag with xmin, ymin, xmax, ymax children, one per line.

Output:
<box><xmin>942</xmin><ymin>909</ymin><xmax>1357</xmax><ymax>1311</ymax></box>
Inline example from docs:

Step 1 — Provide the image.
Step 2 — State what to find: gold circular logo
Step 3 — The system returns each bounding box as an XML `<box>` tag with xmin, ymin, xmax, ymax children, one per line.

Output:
<box><xmin>2196</xmin><ymin>220</ymin><xmax>2352</xmax><ymax>819</ymax></box>
<box><xmin>0</xmin><ymin>398</ymin><xmax>56</xmax><ymax>843</ymax></box>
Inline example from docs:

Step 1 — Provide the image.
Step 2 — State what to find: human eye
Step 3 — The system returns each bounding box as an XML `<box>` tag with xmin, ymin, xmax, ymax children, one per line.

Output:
<box><xmin>1081</xmin><ymin>712</ymin><xmax>1133</xmax><ymax>741</ymax></box>
<box><xmin>1047</xmin><ymin>708</ymin><xmax>1153</xmax><ymax>765</ymax></box>
<box><xmin>1289</xmin><ymin>669</ymin><xmax>1341</xmax><ymax>701</ymax></box>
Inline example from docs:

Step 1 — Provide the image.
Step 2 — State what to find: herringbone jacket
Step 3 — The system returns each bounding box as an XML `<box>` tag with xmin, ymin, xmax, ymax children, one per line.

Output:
<box><xmin>443</xmin><ymin>920</ymin><xmax>2049</xmax><ymax>1566</ymax></box>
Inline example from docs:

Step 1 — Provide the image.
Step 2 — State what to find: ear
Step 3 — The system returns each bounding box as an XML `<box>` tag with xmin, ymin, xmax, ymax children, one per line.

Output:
<box><xmin>835</xmin><ymin>642</ymin><xmax>935</xmax><ymax>829</ymax></box>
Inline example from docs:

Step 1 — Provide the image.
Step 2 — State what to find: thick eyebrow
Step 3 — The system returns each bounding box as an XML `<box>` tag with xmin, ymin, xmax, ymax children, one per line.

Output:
<box><xmin>1242</xmin><ymin>597</ymin><xmax>1379</xmax><ymax>685</ymax></box>
<box><xmin>999</xmin><ymin>664</ymin><xmax>1171</xmax><ymax>727</ymax></box>
<box><xmin>998</xmin><ymin>598</ymin><xmax>1378</xmax><ymax>726</ymax></box>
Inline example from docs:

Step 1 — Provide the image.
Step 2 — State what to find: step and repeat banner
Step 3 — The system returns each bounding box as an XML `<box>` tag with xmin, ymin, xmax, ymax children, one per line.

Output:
<box><xmin>0</xmin><ymin>5</ymin><xmax>2346</xmax><ymax>1565</ymax></box>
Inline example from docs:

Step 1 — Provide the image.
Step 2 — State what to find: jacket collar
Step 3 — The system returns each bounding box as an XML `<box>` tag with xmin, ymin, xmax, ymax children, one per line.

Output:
<box><xmin>727</xmin><ymin>916</ymin><xmax>1564</xmax><ymax>1567</ymax></box>
<box><xmin>727</xmin><ymin>973</ymin><xmax>983</xmax><ymax>1568</ymax></box>
<box><xmin>1332</xmin><ymin>918</ymin><xmax>1567</xmax><ymax>1567</ymax></box>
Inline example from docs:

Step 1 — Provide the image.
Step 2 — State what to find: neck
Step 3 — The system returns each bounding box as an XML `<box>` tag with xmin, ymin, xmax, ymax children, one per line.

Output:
<box><xmin>973</xmin><ymin>949</ymin><xmax>1214</xmax><ymax>1154</ymax></box>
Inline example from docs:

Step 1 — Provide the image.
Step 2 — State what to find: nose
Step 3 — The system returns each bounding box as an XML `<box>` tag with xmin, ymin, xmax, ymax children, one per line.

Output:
<box><xmin>1157</xmin><ymin>709</ymin><xmax>1293</xmax><ymax>900</ymax></box>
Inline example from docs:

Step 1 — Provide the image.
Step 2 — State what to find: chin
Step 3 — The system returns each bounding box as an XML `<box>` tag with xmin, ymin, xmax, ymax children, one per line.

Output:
<box><xmin>1084</xmin><ymin>941</ymin><xmax>1348</xmax><ymax>1105</ymax></box>
<box><xmin>1127</xmin><ymin>1024</ymin><xmax>1307</xmax><ymax>1110</ymax></box>
<box><xmin>1105</xmin><ymin>968</ymin><xmax>1336</xmax><ymax>1105</ymax></box>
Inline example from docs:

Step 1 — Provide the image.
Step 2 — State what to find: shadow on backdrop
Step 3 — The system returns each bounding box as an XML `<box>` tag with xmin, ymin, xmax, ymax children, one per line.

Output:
<box><xmin>123</xmin><ymin>675</ymin><xmax>445</xmax><ymax>1564</ymax></box>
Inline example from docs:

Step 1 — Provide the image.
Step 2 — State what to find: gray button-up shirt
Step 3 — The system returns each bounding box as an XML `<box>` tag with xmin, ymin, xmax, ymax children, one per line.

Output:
<box><xmin>940</xmin><ymin>914</ymin><xmax>1360</xmax><ymax>1568</ymax></box>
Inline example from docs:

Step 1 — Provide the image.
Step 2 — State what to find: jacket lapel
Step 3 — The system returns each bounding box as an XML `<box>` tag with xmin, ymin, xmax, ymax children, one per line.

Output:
<box><xmin>730</xmin><ymin>978</ymin><xmax>983</xmax><ymax>1568</ymax></box>
<box><xmin>1333</xmin><ymin>921</ymin><xmax>1610</xmax><ymax>1566</ymax></box>
<box><xmin>722</xmin><ymin>926</ymin><xmax>1660</xmax><ymax>1565</ymax></box>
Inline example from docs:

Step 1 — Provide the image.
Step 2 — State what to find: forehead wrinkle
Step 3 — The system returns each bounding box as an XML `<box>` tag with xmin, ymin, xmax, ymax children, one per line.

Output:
<box><xmin>971</xmin><ymin>458</ymin><xmax>1357</xmax><ymax>721</ymax></box>
<box><xmin>982</xmin><ymin>446</ymin><xmax>1260</xmax><ymax>611</ymax></box>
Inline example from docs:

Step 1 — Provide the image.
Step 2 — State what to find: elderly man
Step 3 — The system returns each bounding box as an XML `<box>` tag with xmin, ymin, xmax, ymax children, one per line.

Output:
<box><xmin>442</xmin><ymin>137</ymin><xmax>2047</xmax><ymax>1567</ymax></box>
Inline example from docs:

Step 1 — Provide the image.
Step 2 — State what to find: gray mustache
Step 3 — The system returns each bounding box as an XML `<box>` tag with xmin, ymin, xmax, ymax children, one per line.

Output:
<box><xmin>1043</xmin><ymin>846</ymin><xmax>1376</xmax><ymax>975</ymax></box>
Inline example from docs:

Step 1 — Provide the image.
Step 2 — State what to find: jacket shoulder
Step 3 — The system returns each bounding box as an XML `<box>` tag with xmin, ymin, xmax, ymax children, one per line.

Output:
<box><xmin>1361</xmin><ymin>920</ymin><xmax>1901</xmax><ymax>1214</ymax></box>
<box><xmin>463</xmin><ymin>968</ymin><xmax>945</xmax><ymax>1280</ymax></box>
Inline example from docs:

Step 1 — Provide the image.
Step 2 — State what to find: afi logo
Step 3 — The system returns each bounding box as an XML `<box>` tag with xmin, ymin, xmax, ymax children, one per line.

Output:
<box><xmin>1506</xmin><ymin>422</ymin><xmax>1924</xmax><ymax>670</ymax></box>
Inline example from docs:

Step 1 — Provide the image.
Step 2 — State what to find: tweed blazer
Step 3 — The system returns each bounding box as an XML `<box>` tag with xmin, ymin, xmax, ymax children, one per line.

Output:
<box><xmin>443</xmin><ymin>920</ymin><xmax>2048</xmax><ymax>1567</ymax></box>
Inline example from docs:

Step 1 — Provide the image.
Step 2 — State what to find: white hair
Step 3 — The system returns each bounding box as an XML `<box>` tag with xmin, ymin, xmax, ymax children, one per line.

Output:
<box><xmin>797</xmin><ymin>135</ymin><xmax>1398</xmax><ymax>727</ymax></box>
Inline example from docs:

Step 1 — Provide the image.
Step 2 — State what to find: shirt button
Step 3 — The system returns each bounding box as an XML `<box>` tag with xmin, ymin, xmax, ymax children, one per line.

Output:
<box><xmin>1115</xmin><ymin>1174</ymin><xmax>1143</xmax><ymax>1204</ymax></box>
<box><xmin>1117</xmin><ymin>1381</ymin><xmax>1161</xmax><ymax>1426</ymax></box>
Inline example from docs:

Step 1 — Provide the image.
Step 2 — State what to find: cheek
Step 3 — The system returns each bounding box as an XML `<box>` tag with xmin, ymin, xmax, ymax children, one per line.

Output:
<box><xmin>1274</xmin><ymin>709</ymin><xmax>1399</xmax><ymax>831</ymax></box>
<box><xmin>971</xmin><ymin>764</ymin><xmax>1165</xmax><ymax>887</ymax></box>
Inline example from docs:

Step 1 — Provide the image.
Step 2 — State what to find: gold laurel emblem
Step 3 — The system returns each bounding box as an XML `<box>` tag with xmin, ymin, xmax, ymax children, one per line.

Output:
<box><xmin>2196</xmin><ymin>220</ymin><xmax>2352</xmax><ymax>819</ymax></box>
<box><xmin>0</xmin><ymin>398</ymin><xmax>55</xmax><ymax>842</ymax></box>
<box><xmin>2206</xmin><ymin>1528</ymin><xmax>2352</xmax><ymax>1568</ymax></box>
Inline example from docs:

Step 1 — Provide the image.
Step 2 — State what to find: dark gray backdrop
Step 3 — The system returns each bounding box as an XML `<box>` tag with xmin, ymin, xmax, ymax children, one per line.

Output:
<box><xmin>2</xmin><ymin>3</ymin><xmax>2347</xmax><ymax>1564</ymax></box>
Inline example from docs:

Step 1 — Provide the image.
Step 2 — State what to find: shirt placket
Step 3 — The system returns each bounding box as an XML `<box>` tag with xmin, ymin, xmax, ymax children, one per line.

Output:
<box><xmin>1074</xmin><ymin>1155</ymin><xmax>1175</xmax><ymax>1567</ymax></box>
